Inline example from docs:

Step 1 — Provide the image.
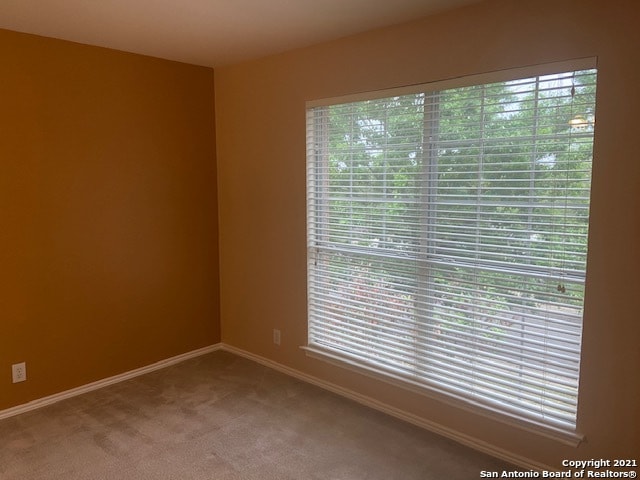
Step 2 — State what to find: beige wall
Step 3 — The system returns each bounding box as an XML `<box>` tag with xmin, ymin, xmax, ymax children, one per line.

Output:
<box><xmin>216</xmin><ymin>0</ymin><xmax>640</xmax><ymax>467</ymax></box>
<box><xmin>0</xmin><ymin>29</ymin><xmax>219</xmax><ymax>411</ymax></box>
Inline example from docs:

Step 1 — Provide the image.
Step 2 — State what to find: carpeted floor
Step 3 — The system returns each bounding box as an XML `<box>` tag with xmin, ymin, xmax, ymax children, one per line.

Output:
<box><xmin>0</xmin><ymin>350</ymin><xmax>517</xmax><ymax>479</ymax></box>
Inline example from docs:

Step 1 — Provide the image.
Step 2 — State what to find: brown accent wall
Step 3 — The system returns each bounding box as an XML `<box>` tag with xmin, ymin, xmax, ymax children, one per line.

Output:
<box><xmin>0</xmin><ymin>29</ymin><xmax>219</xmax><ymax>410</ymax></box>
<box><xmin>215</xmin><ymin>0</ymin><xmax>640</xmax><ymax>466</ymax></box>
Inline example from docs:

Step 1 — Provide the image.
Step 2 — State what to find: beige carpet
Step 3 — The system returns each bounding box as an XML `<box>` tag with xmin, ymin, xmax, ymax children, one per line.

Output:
<box><xmin>0</xmin><ymin>350</ymin><xmax>516</xmax><ymax>479</ymax></box>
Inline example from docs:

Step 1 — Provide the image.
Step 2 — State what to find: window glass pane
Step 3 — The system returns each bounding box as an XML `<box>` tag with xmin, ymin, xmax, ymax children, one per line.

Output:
<box><xmin>307</xmin><ymin>65</ymin><xmax>597</xmax><ymax>433</ymax></box>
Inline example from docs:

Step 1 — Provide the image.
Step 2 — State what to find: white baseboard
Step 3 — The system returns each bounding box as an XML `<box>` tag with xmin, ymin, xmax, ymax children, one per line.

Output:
<box><xmin>220</xmin><ymin>343</ymin><xmax>549</xmax><ymax>472</ymax></box>
<box><xmin>1</xmin><ymin>341</ymin><xmax>546</xmax><ymax>471</ymax></box>
<box><xmin>0</xmin><ymin>344</ymin><xmax>221</xmax><ymax>421</ymax></box>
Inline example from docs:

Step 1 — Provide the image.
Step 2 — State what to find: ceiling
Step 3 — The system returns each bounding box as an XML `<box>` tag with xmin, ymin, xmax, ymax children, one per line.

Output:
<box><xmin>0</xmin><ymin>0</ymin><xmax>481</xmax><ymax>67</ymax></box>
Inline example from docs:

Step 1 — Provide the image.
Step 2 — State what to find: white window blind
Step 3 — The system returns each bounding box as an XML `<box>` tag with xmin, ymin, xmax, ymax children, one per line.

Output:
<box><xmin>306</xmin><ymin>62</ymin><xmax>597</xmax><ymax>436</ymax></box>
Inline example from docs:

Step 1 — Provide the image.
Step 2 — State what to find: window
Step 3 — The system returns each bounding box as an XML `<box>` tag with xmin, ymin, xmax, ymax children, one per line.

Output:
<box><xmin>305</xmin><ymin>60</ymin><xmax>597</xmax><ymax>439</ymax></box>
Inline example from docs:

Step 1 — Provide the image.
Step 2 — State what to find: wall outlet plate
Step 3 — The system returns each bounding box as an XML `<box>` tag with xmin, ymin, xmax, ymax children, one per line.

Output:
<box><xmin>12</xmin><ymin>362</ymin><xmax>26</xmax><ymax>383</ymax></box>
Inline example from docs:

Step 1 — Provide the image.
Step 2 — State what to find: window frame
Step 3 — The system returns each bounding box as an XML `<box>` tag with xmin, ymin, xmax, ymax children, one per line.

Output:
<box><xmin>304</xmin><ymin>58</ymin><xmax>597</xmax><ymax>446</ymax></box>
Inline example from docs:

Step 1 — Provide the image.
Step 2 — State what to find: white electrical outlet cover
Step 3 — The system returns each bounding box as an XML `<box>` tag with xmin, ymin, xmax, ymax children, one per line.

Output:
<box><xmin>12</xmin><ymin>362</ymin><xmax>26</xmax><ymax>383</ymax></box>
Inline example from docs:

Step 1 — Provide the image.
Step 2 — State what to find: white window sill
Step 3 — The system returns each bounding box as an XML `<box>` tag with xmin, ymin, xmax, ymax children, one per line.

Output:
<box><xmin>302</xmin><ymin>344</ymin><xmax>585</xmax><ymax>448</ymax></box>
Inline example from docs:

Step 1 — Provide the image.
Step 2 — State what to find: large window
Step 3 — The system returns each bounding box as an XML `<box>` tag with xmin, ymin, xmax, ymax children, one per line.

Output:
<box><xmin>305</xmin><ymin>60</ymin><xmax>597</xmax><ymax>438</ymax></box>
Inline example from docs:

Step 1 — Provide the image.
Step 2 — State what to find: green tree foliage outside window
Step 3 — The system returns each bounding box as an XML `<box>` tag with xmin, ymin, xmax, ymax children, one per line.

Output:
<box><xmin>307</xmin><ymin>67</ymin><xmax>597</xmax><ymax>432</ymax></box>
